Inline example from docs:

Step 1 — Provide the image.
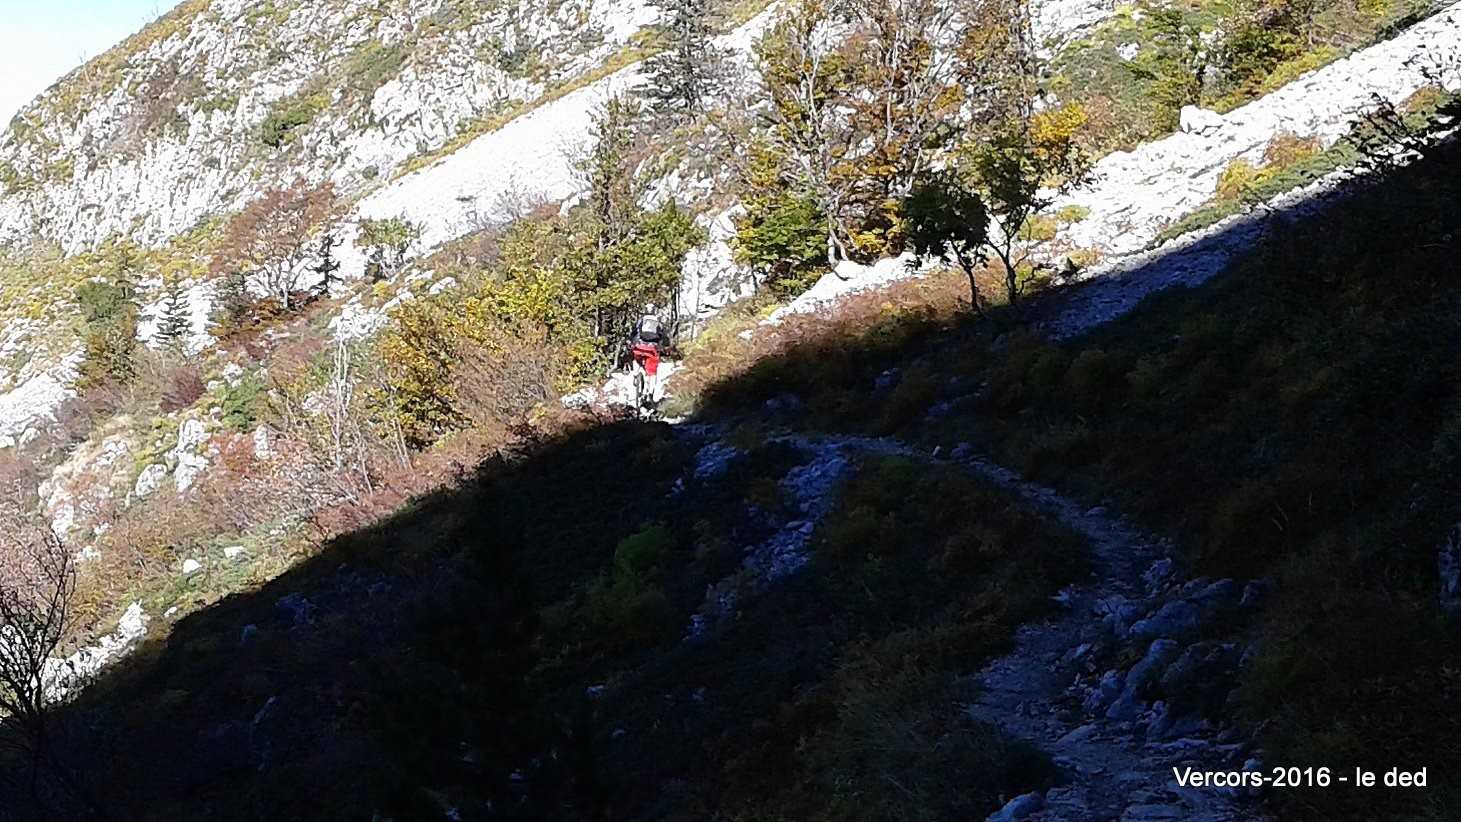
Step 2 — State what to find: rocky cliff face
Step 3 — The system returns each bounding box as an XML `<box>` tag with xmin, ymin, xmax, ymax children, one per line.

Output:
<box><xmin>0</xmin><ymin>0</ymin><xmax>655</xmax><ymax>253</ymax></box>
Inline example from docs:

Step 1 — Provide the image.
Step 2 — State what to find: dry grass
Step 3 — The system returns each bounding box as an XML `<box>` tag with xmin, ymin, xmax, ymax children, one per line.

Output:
<box><xmin>674</xmin><ymin>268</ymin><xmax>975</xmax><ymax>411</ymax></box>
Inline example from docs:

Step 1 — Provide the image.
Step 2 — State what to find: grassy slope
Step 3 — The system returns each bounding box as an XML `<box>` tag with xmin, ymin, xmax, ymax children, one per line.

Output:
<box><xmin>15</xmin><ymin>411</ymin><xmax>1084</xmax><ymax>818</ymax></box>
<box><xmin>689</xmin><ymin>129</ymin><xmax>1461</xmax><ymax>817</ymax></box>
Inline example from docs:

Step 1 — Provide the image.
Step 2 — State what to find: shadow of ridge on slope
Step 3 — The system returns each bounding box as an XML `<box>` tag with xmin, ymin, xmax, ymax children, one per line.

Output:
<box><xmin>0</xmin><ymin>419</ymin><xmax>693</xmax><ymax>820</ymax></box>
<box><xmin>0</xmin><ymin>400</ymin><xmax>1077</xmax><ymax>820</ymax></box>
<box><xmin>6</xmin><ymin>118</ymin><xmax>1459</xmax><ymax>821</ymax></box>
<box><xmin>680</xmin><ymin>128</ymin><xmax>1461</xmax><ymax>822</ymax></box>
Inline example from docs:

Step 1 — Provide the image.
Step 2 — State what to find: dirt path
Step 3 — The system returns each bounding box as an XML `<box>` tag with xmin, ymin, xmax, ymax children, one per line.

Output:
<box><xmin>682</xmin><ymin>427</ymin><xmax>1261</xmax><ymax>820</ymax></box>
<box><xmin>952</xmin><ymin>456</ymin><xmax>1256</xmax><ymax>821</ymax></box>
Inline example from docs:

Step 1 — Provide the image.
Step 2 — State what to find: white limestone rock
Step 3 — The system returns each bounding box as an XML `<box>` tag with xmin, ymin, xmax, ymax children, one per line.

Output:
<box><xmin>169</xmin><ymin>419</ymin><xmax>212</xmax><ymax>493</ymax></box>
<box><xmin>1056</xmin><ymin>7</ymin><xmax>1461</xmax><ymax>259</ymax></box>
<box><xmin>1179</xmin><ymin>105</ymin><xmax>1224</xmax><ymax>135</ymax></box>
<box><xmin>134</xmin><ymin>464</ymin><xmax>169</xmax><ymax>499</ymax></box>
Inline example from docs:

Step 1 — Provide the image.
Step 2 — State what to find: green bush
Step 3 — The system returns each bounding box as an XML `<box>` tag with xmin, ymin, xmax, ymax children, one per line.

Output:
<box><xmin>1125</xmin><ymin>354</ymin><xmax>1167</xmax><ymax>400</ymax></box>
<box><xmin>1026</xmin><ymin>347</ymin><xmax>1074</xmax><ymax>402</ymax></box>
<box><xmin>75</xmin><ymin>279</ymin><xmax>134</xmax><ymax>325</ymax></box>
<box><xmin>734</xmin><ymin>190</ymin><xmax>829</xmax><ymax>300</ymax></box>
<box><xmin>260</xmin><ymin>92</ymin><xmax>324</xmax><ymax>147</ymax></box>
<box><xmin>579</xmin><ymin>573</ymin><xmax>676</xmax><ymax>656</ymax></box>
<box><xmin>878</xmin><ymin>368</ymin><xmax>943</xmax><ymax>433</ymax></box>
<box><xmin>222</xmin><ymin>375</ymin><xmax>265</xmax><ymax>431</ymax></box>
<box><xmin>613</xmin><ymin>524</ymin><xmax>675</xmax><ymax>576</ymax></box>
<box><xmin>1064</xmin><ymin>349</ymin><xmax>1128</xmax><ymax>405</ymax></box>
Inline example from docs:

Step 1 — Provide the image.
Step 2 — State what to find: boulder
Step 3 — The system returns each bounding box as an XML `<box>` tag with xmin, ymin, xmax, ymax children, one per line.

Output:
<box><xmin>1179</xmin><ymin>105</ymin><xmax>1225</xmax><ymax>136</ymax></box>
<box><xmin>1241</xmin><ymin>579</ymin><xmax>1271</xmax><ymax>608</ymax></box>
<box><xmin>1085</xmin><ymin>669</ymin><xmax>1125</xmax><ymax>712</ymax></box>
<box><xmin>174</xmin><ymin>453</ymin><xmax>208</xmax><ymax>493</ymax></box>
<box><xmin>1126</xmin><ymin>639</ymin><xmax>1180</xmax><ymax>695</ymax></box>
<box><xmin>175</xmin><ymin>419</ymin><xmax>209</xmax><ymax>452</ymax></box>
<box><xmin>1128</xmin><ymin>600</ymin><xmax>1200</xmax><ymax>639</ymax></box>
<box><xmin>1441</xmin><ymin>523</ymin><xmax>1461</xmax><ymax>610</ymax></box>
<box><xmin>182</xmin><ymin>558</ymin><xmax>203</xmax><ymax>576</ymax></box>
<box><xmin>276</xmin><ymin>593</ymin><xmax>316</xmax><ymax>627</ymax></box>
<box><xmin>987</xmin><ymin>792</ymin><xmax>1044</xmax><ymax>821</ymax></box>
<box><xmin>134</xmin><ymin>463</ymin><xmax>168</xmax><ymax>498</ymax></box>
<box><xmin>1106</xmin><ymin>688</ymin><xmax>1145</xmax><ymax>721</ymax></box>
<box><xmin>1194</xmin><ymin>578</ymin><xmax>1240</xmax><ymax>603</ymax></box>
<box><xmin>1143</xmin><ymin>558</ymin><xmax>1174</xmax><ymax>587</ymax></box>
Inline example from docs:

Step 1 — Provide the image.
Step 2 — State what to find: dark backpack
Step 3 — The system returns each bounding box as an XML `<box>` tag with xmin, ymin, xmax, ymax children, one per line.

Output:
<box><xmin>639</xmin><ymin>315</ymin><xmax>661</xmax><ymax>342</ymax></box>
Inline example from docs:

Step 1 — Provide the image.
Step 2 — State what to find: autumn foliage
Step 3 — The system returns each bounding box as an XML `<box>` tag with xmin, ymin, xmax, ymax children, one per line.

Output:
<box><xmin>212</xmin><ymin>180</ymin><xmax>336</xmax><ymax>332</ymax></box>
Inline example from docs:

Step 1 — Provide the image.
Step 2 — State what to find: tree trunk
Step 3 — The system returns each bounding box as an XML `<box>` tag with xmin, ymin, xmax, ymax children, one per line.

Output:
<box><xmin>955</xmin><ymin>251</ymin><xmax>984</xmax><ymax>315</ymax></box>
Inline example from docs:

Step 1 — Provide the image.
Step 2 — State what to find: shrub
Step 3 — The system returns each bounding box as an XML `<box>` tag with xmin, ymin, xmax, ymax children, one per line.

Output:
<box><xmin>260</xmin><ymin>92</ymin><xmax>324</xmax><ymax>147</ymax></box>
<box><xmin>1027</xmin><ymin>348</ymin><xmax>1075</xmax><ymax>402</ymax></box>
<box><xmin>578</xmin><ymin>573</ymin><xmax>676</xmax><ymax>656</ymax></box>
<box><xmin>878</xmin><ymin>368</ymin><xmax>943</xmax><ymax>433</ymax></box>
<box><xmin>344</xmin><ymin>41</ymin><xmax>410</xmax><ymax>101</ymax></box>
<box><xmin>1262</xmin><ymin>131</ymin><xmax>1323</xmax><ymax>167</ymax></box>
<box><xmin>734</xmin><ymin>188</ymin><xmax>828</xmax><ymax>300</ymax></box>
<box><xmin>1214</xmin><ymin>157</ymin><xmax>1264</xmax><ymax>202</ymax></box>
<box><xmin>613</xmin><ymin>524</ymin><xmax>675</xmax><ymax>576</ymax></box>
<box><xmin>1064</xmin><ymin>349</ymin><xmax>1128</xmax><ymax>405</ymax></box>
<box><xmin>158</xmin><ymin>362</ymin><xmax>206</xmax><ymax>413</ymax></box>
<box><xmin>221</xmin><ymin>375</ymin><xmax>265</xmax><ymax>431</ymax></box>
<box><xmin>1125</xmin><ymin>354</ymin><xmax>1167</xmax><ymax>400</ymax></box>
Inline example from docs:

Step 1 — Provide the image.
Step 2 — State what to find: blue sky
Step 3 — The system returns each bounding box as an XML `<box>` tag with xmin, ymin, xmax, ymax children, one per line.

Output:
<box><xmin>0</xmin><ymin>0</ymin><xmax>178</xmax><ymax>125</ymax></box>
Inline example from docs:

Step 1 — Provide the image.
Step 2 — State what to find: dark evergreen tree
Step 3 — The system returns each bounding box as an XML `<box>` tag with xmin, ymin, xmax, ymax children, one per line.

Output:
<box><xmin>211</xmin><ymin>265</ymin><xmax>254</xmax><ymax>337</ymax></box>
<box><xmin>643</xmin><ymin>0</ymin><xmax>724</xmax><ymax>118</ymax></box>
<box><xmin>157</xmin><ymin>274</ymin><xmax>193</xmax><ymax>348</ymax></box>
<box><xmin>311</xmin><ymin>230</ymin><xmax>342</xmax><ymax>297</ymax></box>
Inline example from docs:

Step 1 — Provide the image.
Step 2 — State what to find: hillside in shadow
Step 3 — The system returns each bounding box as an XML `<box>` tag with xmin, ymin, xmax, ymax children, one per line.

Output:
<box><xmin>694</xmin><ymin>129</ymin><xmax>1461</xmax><ymax>820</ymax></box>
<box><xmin>4</xmin><ymin>126</ymin><xmax>1461</xmax><ymax>820</ymax></box>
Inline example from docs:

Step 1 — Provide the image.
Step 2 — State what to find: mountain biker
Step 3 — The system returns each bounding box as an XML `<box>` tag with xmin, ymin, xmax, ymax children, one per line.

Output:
<box><xmin>629</xmin><ymin>303</ymin><xmax>663</xmax><ymax>405</ymax></box>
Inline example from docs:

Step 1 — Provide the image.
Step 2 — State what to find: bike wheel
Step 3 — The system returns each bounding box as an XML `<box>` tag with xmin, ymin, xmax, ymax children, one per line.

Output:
<box><xmin>633</xmin><ymin>370</ymin><xmax>647</xmax><ymax>412</ymax></box>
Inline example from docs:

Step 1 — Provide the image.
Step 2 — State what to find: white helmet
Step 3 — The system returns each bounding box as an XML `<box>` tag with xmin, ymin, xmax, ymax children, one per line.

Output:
<box><xmin>644</xmin><ymin>302</ymin><xmax>657</xmax><ymax>314</ymax></box>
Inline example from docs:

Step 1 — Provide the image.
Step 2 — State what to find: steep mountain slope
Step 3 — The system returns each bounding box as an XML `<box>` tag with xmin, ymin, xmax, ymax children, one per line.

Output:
<box><xmin>0</xmin><ymin>0</ymin><xmax>657</xmax><ymax>252</ymax></box>
<box><xmin>1</xmin><ymin>0</ymin><xmax>1461</xmax><ymax>817</ymax></box>
<box><xmin>20</xmin><ymin>126</ymin><xmax>1461</xmax><ymax>818</ymax></box>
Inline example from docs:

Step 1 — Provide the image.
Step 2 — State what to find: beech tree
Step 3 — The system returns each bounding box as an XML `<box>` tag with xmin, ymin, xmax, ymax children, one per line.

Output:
<box><xmin>970</xmin><ymin>100</ymin><xmax>1093</xmax><ymax>306</ymax></box>
<box><xmin>904</xmin><ymin>171</ymin><xmax>990</xmax><ymax>311</ymax></box>
<box><xmin>744</xmin><ymin>0</ymin><xmax>983</xmax><ymax>271</ymax></box>
<box><xmin>902</xmin><ymin>0</ymin><xmax>1093</xmax><ymax>308</ymax></box>
<box><xmin>358</xmin><ymin>218</ymin><xmax>420</xmax><ymax>283</ymax></box>
<box><xmin>0</xmin><ymin>479</ymin><xmax>79</xmax><ymax>808</ymax></box>
<box><xmin>213</xmin><ymin>181</ymin><xmax>336</xmax><ymax>312</ymax></box>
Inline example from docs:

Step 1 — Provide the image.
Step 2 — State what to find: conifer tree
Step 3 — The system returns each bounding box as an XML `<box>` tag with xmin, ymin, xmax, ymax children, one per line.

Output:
<box><xmin>157</xmin><ymin>274</ymin><xmax>193</xmax><ymax>348</ymax></box>
<box><xmin>311</xmin><ymin>230</ymin><xmax>342</xmax><ymax>297</ymax></box>
<box><xmin>644</xmin><ymin>0</ymin><xmax>724</xmax><ymax>118</ymax></box>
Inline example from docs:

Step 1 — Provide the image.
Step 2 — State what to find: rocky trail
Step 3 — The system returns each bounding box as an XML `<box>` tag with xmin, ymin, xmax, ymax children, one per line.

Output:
<box><xmin>955</xmin><ymin>455</ymin><xmax>1260</xmax><ymax>822</ymax></box>
<box><xmin>678</xmin><ymin>426</ymin><xmax>1264</xmax><ymax>821</ymax></box>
